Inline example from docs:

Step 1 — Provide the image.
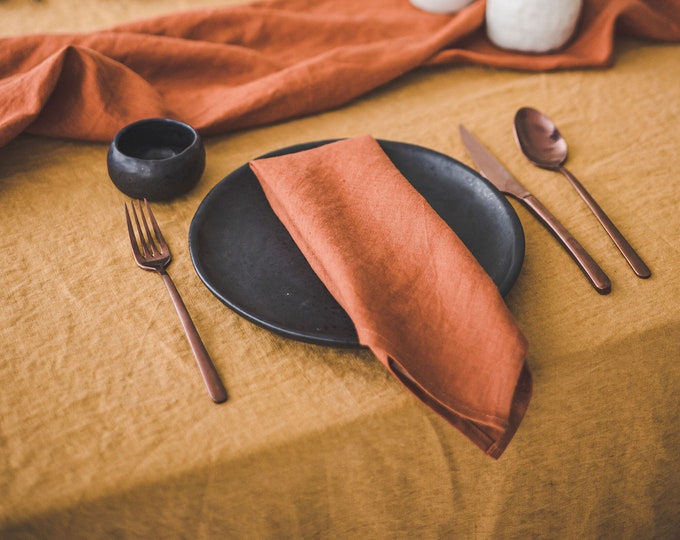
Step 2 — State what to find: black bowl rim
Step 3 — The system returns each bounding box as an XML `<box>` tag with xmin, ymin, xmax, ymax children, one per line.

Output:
<box><xmin>111</xmin><ymin>117</ymin><xmax>202</xmax><ymax>162</ymax></box>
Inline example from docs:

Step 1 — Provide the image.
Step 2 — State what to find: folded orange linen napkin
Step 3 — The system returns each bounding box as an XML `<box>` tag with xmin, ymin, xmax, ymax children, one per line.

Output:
<box><xmin>1</xmin><ymin>0</ymin><xmax>679</xmax><ymax>148</ymax></box>
<box><xmin>249</xmin><ymin>135</ymin><xmax>532</xmax><ymax>458</ymax></box>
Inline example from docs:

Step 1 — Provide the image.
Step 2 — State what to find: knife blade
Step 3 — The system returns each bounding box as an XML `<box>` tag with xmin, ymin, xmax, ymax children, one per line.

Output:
<box><xmin>459</xmin><ymin>125</ymin><xmax>611</xmax><ymax>295</ymax></box>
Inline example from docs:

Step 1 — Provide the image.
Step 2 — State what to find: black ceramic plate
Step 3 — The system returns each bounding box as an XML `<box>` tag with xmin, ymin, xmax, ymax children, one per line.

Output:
<box><xmin>189</xmin><ymin>139</ymin><xmax>524</xmax><ymax>347</ymax></box>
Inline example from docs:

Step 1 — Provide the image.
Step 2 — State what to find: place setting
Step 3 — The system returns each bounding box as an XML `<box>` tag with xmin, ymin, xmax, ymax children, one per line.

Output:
<box><xmin>95</xmin><ymin>0</ymin><xmax>658</xmax><ymax>455</ymax></box>
<box><xmin>3</xmin><ymin>0</ymin><xmax>679</xmax><ymax>536</ymax></box>
<box><xmin>107</xmin><ymin>114</ymin><xmax>530</xmax><ymax>455</ymax></box>
<box><xmin>106</xmin><ymin>92</ymin><xmax>650</xmax><ymax>457</ymax></box>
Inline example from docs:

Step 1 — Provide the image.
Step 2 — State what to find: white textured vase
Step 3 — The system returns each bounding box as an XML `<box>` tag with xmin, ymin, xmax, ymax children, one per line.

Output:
<box><xmin>486</xmin><ymin>0</ymin><xmax>583</xmax><ymax>53</ymax></box>
<box><xmin>410</xmin><ymin>0</ymin><xmax>475</xmax><ymax>14</ymax></box>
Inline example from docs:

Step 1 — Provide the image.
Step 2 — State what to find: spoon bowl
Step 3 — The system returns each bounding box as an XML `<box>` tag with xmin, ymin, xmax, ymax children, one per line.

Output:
<box><xmin>513</xmin><ymin>107</ymin><xmax>650</xmax><ymax>278</ymax></box>
<box><xmin>514</xmin><ymin>108</ymin><xmax>568</xmax><ymax>169</ymax></box>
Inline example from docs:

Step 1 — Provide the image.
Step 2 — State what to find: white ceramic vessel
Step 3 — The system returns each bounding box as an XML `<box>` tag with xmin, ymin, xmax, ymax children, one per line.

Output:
<box><xmin>486</xmin><ymin>0</ymin><xmax>583</xmax><ymax>53</ymax></box>
<box><xmin>410</xmin><ymin>0</ymin><xmax>475</xmax><ymax>14</ymax></box>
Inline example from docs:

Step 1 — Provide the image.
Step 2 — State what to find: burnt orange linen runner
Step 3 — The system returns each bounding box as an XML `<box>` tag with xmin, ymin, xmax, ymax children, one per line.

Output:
<box><xmin>249</xmin><ymin>135</ymin><xmax>532</xmax><ymax>458</ymax></box>
<box><xmin>1</xmin><ymin>0</ymin><xmax>679</xmax><ymax>149</ymax></box>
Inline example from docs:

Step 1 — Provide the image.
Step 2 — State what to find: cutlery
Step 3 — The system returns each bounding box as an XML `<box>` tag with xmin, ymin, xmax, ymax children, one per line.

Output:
<box><xmin>125</xmin><ymin>199</ymin><xmax>228</xmax><ymax>403</ymax></box>
<box><xmin>459</xmin><ymin>125</ymin><xmax>611</xmax><ymax>295</ymax></box>
<box><xmin>513</xmin><ymin>107</ymin><xmax>650</xmax><ymax>278</ymax></box>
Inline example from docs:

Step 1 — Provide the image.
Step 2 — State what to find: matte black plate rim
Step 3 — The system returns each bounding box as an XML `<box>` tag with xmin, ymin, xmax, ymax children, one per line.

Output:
<box><xmin>188</xmin><ymin>139</ymin><xmax>524</xmax><ymax>347</ymax></box>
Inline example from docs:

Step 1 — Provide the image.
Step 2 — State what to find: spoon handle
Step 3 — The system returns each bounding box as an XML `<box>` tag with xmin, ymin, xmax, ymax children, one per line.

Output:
<box><xmin>521</xmin><ymin>194</ymin><xmax>611</xmax><ymax>294</ymax></box>
<box><xmin>560</xmin><ymin>167</ymin><xmax>651</xmax><ymax>278</ymax></box>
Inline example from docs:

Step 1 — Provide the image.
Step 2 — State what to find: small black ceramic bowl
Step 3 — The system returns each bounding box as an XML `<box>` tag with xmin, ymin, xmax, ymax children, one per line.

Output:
<box><xmin>107</xmin><ymin>118</ymin><xmax>205</xmax><ymax>201</ymax></box>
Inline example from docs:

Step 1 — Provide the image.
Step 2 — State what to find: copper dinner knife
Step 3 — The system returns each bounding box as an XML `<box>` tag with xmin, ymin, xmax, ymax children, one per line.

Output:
<box><xmin>459</xmin><ymin>125</ymin><xmax>611</xmax><ymax>295</ymax></box>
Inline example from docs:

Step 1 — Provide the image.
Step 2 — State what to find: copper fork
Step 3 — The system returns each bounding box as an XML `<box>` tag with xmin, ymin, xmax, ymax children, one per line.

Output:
<box><xmin>125</xmin><ymin>199</ymin><xmax>227</xmax><ymax>403</ymax></box>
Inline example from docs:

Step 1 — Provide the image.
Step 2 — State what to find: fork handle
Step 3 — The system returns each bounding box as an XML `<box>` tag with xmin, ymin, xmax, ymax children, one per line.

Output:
<box><xmin>160</xmin><ymin>271</ymin><xmax>228</xmax><ymax>403</ymax></box>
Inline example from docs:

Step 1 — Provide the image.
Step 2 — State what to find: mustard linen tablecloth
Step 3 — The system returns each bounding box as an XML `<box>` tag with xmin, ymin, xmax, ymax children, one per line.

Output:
<box><xmin>1</xmin><ymin>1</ymin><xmax>679</xmax><ymax>538</ymax></box>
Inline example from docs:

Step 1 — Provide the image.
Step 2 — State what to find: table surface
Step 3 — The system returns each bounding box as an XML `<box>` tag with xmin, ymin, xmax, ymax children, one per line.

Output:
<box><xmin>2</xmin><ymin>1</ymin><xmax>679</xmax><ymax>537</ymax></box>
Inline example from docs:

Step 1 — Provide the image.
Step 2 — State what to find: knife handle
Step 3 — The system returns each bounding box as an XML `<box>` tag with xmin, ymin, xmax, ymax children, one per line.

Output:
<box><xmin>521</xmin><ymin>194</ymin><xmax>611</xmax><ymax>295</ymax></box>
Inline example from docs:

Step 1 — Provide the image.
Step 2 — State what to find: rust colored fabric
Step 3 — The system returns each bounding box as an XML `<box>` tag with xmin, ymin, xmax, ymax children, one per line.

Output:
<box><xmin>0</xmin><ymin>0</ymin><xmax>679</xmax><ymax>149</ymax></box>
<box><xmin>249</xmin><ymin>135</ymin><xmax>531</xmax><ymax>458</ymax></box>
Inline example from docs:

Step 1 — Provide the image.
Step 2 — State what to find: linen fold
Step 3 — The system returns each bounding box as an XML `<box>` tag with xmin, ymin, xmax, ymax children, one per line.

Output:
<box><xmin>1</xmin><ymin>0</ymin><xmax>679</xmax><ymax>148</ymax></box>
<box><xmin>249</xmin><ymin>135</ymin><xmax>531</xmax><ymax>457</ymax></box>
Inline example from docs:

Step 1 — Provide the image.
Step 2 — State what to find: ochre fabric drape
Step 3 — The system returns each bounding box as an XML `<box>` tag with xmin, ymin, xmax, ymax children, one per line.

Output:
<box><xmin>2</xmin><ymin>0</ymin><xmax>680</xmax><ymax>537</ymax></box>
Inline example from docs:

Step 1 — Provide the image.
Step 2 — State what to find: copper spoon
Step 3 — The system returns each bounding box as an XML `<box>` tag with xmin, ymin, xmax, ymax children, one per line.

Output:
<box><xmin>513</xmin><ymin>107</ymin><xmax>651</xmax><ymax>278</ymax></box>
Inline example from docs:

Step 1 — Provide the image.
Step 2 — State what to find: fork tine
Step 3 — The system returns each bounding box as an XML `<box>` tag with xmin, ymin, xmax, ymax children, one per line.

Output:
<box><xmin>144</xmin><ymin>199</ymin><xmax>169</xmax><ymax>255</ymax></box>
<box><xmin>135</xmin><ymin>199</ymin><xmax>159</xmax><ymax>256</ymax></box>
<box><xmin>131</xmin><ymin>200</ymin><xmax>155</xmax><ymax>257</ymax></box>
<box><xmin>129</xmin><ymin>200</ymin><xmax>147</xmax><ymax>256</ymax></box>
<box><xmin>125</xmin><ymin>203</ymin><xmax>145</xmax><ymax>261</ymax></box>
